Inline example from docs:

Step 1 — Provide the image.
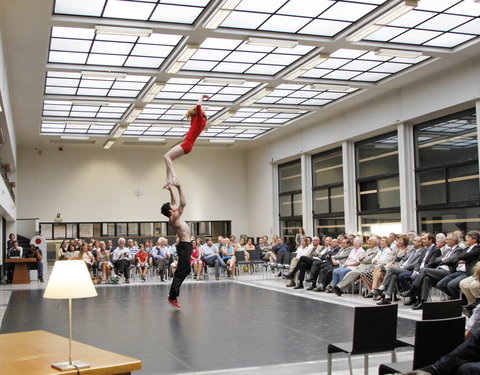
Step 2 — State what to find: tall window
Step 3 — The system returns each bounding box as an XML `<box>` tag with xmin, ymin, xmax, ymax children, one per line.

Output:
<box><xmin>356</xmin><ymin>132</ymin><xmax>401</xmax><ymax>235</ymax></box>
<box><xmin>415</xmin><ymin>109</ymin><xmax>479</xmax><ymax>233</ymax></box>
<box><xmin>312</xmin><ymin>148</ymin><xmax>344</xmax><ymax>237</ymax></box>
<box><xmin>278</xmin><ymin>160</ymin><xmax>302</xmax><ymax>249</ymax></box>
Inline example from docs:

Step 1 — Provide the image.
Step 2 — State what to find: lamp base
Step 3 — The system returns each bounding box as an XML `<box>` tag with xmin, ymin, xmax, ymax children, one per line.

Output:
<box><xmin>51</xmin><ymin>360</ymin><xmax>90</xmax><ymax>371</ymax></box>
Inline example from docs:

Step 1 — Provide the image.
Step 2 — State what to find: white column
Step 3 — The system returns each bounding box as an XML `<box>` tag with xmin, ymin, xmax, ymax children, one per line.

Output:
<box><xmin>272</xmin><ymin>163</ymin><xmax>280</xmax><ymax>237</ymax></box>
<box><xmin>342</xmin><ymin>141</ymin><xmax>357</xmax><ymax>234</ymax></box>
<box><xmin>301</xmin><ymin>153</ymin><xmax>313</xmax><ymax>236</ymax></box>
<box><xmin>397</xmin><ymin>122</ymin><xmax>417</xmax><ymax>233</ymax></box>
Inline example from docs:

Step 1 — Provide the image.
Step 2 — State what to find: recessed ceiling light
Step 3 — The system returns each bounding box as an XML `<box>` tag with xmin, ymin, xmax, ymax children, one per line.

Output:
<box><xmin>310</xmin><ymin>84</ymin><xmax>351</xmax><ymax>91</ymax></box>
<box><xmin>202</xmin><ymin>78</ymin><xmax>246</xmax><ymax>85</ymax></box>
<box><xmin>61</xmin><ymin>136</ymin><xmax>90</xmax><ymax>140</ymax></box>
<box><xmin>203</xmin><ymin>0</ymin><xmax>242</xmax><ymax>29</ymax></box>
<box><xmin>95</xmin><ymin>25</ymin><xmax>152</xmax><ymax>37</ymax></box>
<box><xmin>166</xmin><ymin>44</ymin><xmax>200</xmax><ymax>74</ymax></box>
<box><xmin>81</xmin><ymin>71</ymin><xmax>127</xmax><ymax>79</ymax></box>
<box><xmin>138</xmin><ymin>137</ymin><xmax>166</xmax><ymax>142</ymax></box>
<box><xmin>209</xmin><ymin>139</ymin><xmax>235</xmax><ymax>144</ymax></box>
<box><xmin>103</xmin><ymin>140</ymin><xmax>115</xmax><ymax>149</ymax></box>
<box><xmin>142</xmin><ymin>81</ymin><xmax>166</xmax><ymax>103</ymax></box>
<box><xmin>246</xmin><ymin>37</ymin><xmax>298</xmax><ymax>49</ymax></box>
<box><xmin>111</xmin><ymin>126</ymin><xmax>127</xmax><ymax>138</ymax></box>
<box><xmin>375</xmin><ymin>48</ymin><xmax>422</xmax><ymax>59</ymax></box>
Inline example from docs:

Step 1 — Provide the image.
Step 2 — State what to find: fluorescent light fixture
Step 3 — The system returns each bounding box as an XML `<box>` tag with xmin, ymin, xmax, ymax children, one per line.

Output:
<box><xmin>142</xmin><ymin>81</ymin><xmax>166</xmax><ymax>102</ymax></box>
<box><xmin>310</xmin><ymin>84</ymin><xmax>351</xmax><ymax>91</ymax></box>
<box><xmin>95</xmin><ymin>25</ymin><xmax>152</xmax><ymax>37</ymax></box>
<box><xmin>61</xmin><ymin>136</ymin><xmax>90</xmax><ymax>140</ymax></box>
<box><xmin>125</xmin><ymin>107</ymin><xmax>143</xmax><ymax>123</ymax></box>
<box><xmin>246</xmin><ymin>37</ymin><xmax>298</xmax><ymax>49</ymax></box>
<box><xmin>71</xmin><ymin>100</ymin><xmax>110</xmax><ymax>106</ymax></box>
<box><xmin>111</xmin><ymin>126</ymin><xmax>127</xmax><ymax>138</ymax></box>
<box><xmin>209</xmin><ymin>139</ymin><xmax>235</xmax><ymax>144</ymax></box>
<box><xmin>166</xmin><ymin>44</ymin><xmax>200</xmax><ymax>74</ymax></box>
<box><xmin>203</xmin><ymin>0</ymin><xmax>242</xmax><ymax>29</ymax></box>
<box><xmin>138</xmin><ymin>137</ymin><xmax>166</xmax><ymax>142</ymax></box>
<box><xmin>103</xmin><ymin>140</ymin><xmax>115</xmax><ymax>149</ymax></box>
<box><xmin>202</xmin><ymin>78</ymin><xmax>246</xmax><ymax>85</ymax></box>
<box><xmin>347</xmin><ymin>0</ymin><xmax>418</xmax><ymax>42</ymax></box>
<box><xmin>241</xmin><ymin>88</ymin><xmax>274</xmax><ymax>107</ymax></box>
<box><xmin>284</xmin><ymin>54</ymin><xmax>330</xmax><ymax>80</ymax></box>
<box><xmin>210</xmin><ymin>110</ymin><xmax>236</xmax><ymax>125</ymax></box>
<box><xmin>81</xmin><ymin>71</ymin><xmax>127</xmax><ymax>79</ymax></box>
<box><xmin>375</xmin><ymin>48</ymin><xmax>422</xmax><ymax>59</ymax></box>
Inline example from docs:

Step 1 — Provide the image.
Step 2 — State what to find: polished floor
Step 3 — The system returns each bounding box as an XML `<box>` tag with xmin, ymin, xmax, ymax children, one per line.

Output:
<box><xmin>1</xmin><ymin>279</ymin><xmax>416</xmax><ymax>375</ymax></box>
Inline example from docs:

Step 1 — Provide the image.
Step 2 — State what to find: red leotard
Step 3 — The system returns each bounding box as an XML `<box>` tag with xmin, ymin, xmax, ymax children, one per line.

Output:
<box><xmin>180</xmin><ymin>105</ymin><xmax>206</xmax><ymax>154</ymax></box>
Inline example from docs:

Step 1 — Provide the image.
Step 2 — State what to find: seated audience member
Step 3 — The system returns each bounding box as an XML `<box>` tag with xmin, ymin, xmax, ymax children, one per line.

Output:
<box><xmin>435</xmin><ymin>233</ymin><xmax>449</xmax><ymax>255</ymax></box>
<box><xmin>270</xmin><ymin>235</ymin><xmax>279</xmax><ymax>248</ymax></box>
<box><xmin>7</xmin><ymin>233</ymin><xmax>16</xmax><ymax>250</ymax></box>
<box><xmin>246</xmin><ymin>238</ymin><xmax>255</xmax><ymax>251</ymax></box>
<box><xmin>305</xmin><ymin>236</ymin><xmax>312</xmax><ymax>248</ymax></box>
<box><xmin>106</xmin><ymin>239</ymin><xmax>114</xmax><ymax>253</ymax></box>
<box><xmin>359</xmin><ymin>236</ymin><xmax>395</xmax><ymax>296</ymax></box>
<box><xmin>127</xmin><ymin>239</ymin><xmax>139</xmax><ymax>258</ymax></box>
<box><xmin>202</xmin><ymin>237</ymin><xmax>226</xmax><ymax>281</ymax></box>
<box><xmin>455</xmin><ymin>230</ymin><xmax>467</xmax><ymax>249</ymax></box>
<box><xmin>272</xmin><ymin>237</ymin><xmax>290</xmax><ymax>277</ymax></box>
<box><xmin>321</xmin><ymin>237</ymin><xmax>353</xmax><ymax>293</ymax></box>
<box><xmin>461</xmin><ymin>263</ymin><xmax>480</xmax><ymax>316</ymax></box>
<box><xmin>374</xmin><ymin>236</ymin><xmax>427</xmax><ymax>304</ymax></box>
<box><xmin>389</xmin><ymin>232</ymin><xmax>398</xmax><ymax>252</ymax></box>
<box><xmin>169</xmin><ymin>237</ymin><xmax>179</xmax><ymax>276</ymax></box>
<box><xmin>236</xmin><ymin>237</ymin><xmax>250</xmax><ymax>262</ymax></box>
<box><xmin>260</xmin><ymin>236</ymin><xmax>276</xmax><ymax>263</ymax></box>
<box><xmin>64</xmin><ymin>243</ymin><xmax>77</xmax><ymax>260</ymax></box>
<box><xmin>96</xmin><ymin>241</ymin><xmax>112</xmax><ymax>283</ymax></box>
<box><xmin>370</xmin><ymin>235</ymin><xmax>411</xmax><ymax>298</ymax></box>
<box><xmin>6</xmin><ymin>240</ymin><xmax>23</xmax><ymax>283</ymax></box>
<box><xmin>286</xmin><ymin>237</ymin><xmax>310</xmax><ymax>288</ymax></box>
<box><xmin>77</xmin><ymin>243</ymin><xmax>95</xmax><ymax>273</ymax></box>
<box><xmin>152</xmin><ymin>238</ymin><xmax>168</xmax><ymax>281</ymax></box>
<box><xmin>402</xmin><ymin>233</ymin><xmax>463</xmax><ymax>309</ymax></box>
<box><xmin>335</xmin><ymin>236</ymin><xmax>379</xmax><ymax>295</ymax></box>
<box><xmin>58</xmin><ymin>239</ymin><xmax>68</xmax><ymax>260</ymax></box>
<box><xmin>112</xmin><ymin>237</ymin><xmax>131</xmax><ymax>283</ymax></box>
<box><xmin>190</xmin><ymin>240</ymin><xmax>203</xmax><ymax>281</ymax></box>
<box><xmin>229</xmin><ymin>234</ymin><xmax>238</xmax><ymax>248</ymax></box>
<box><xmin>24</xmin><ymin>244</ymin><xmax>44</xmax><ymax>282</ymax></box>
<box><xmin>308</xmin><ymin>238</ymin><xmax>340</xmax><ymax>291</ymax></box>
<box><xmin>286</xmin><ymin>236</ymin><xmax>324</xmax><ymax>289</ymax></box>
<box><xmin>332</xmin><ymin>238</ymin><xmax>365</xmax><ymax>295</ymax></box>
<box><xmin>437</xmin><ymin>231</ymin><xmax>480</xmax><ymax>301</ymax></box>
<box><xmin>135</xmin><ymin>244</ymin><xmax>149</xmax><ymax>282</ymax></box>
<box><xmin>221</xmin><ymin>238</ymin><xmax>236</xmax><ymax>279</ymax></box>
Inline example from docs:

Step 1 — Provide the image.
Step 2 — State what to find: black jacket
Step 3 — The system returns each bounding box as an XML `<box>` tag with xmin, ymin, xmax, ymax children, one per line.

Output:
<box><xmin>458</xmin><ymin>244</ymin><xmax>480</xmax><ymax>275</ymax></box>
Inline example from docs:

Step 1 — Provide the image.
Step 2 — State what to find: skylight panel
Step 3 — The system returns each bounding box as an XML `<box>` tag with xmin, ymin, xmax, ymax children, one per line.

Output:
<box><xmin>87</xmin><ymin>54</ymin><xmax>127</xmax><ymax>66</ymax></box>
<box><xmin>131</xmin><ymin>44</ymin><xmax>172</xmax><ymax>57</ymax></box>
<box><xmin>50</xmin><ymin>38</ymin><xmax>92</xmax><ymax>52</ymax></box>
<box><xmin>51</xmin><ymin>27</ymin><xmax>95</xmax><ymax>39</ymax></box>
<box><xmin>182</xmin><ymin>61</ymin><xmax>218</xmax><ymax>71</ymax></box>
<box><xmin>126</xmin><ymin>56</ymin><xmax>164</xmax><ymax>68</ymax></box>
<box><xmin>447</xmin><ymin>1</ymin><xmax>480</xmax><ymax>17</ymax></box>
<box><xmin>150</xmin><ymin>4</ymin><xmax>203</xmax><ymax>23</ymax></box>
<box><xmin>259</xmin><ymin>53</ymin><xmax>300</xmax><ymax>65</ymax></box>
<box><xmin>391</xmin><ymin>29</ymin><xmax>442</xmax><ymax>44</ymax></box>
<box><xmin>259</xmin><ymin>15</ymin><xmax>310</xmax><ymax>33</ymax></box>
<box><xmin>54</xmin><ymin>0</ymin><xmax>106</xmax><ymax>16</ymax></box>
<box><xmin>341</xmin><ymin>60</ymin><xmax>381</xmax><ymax>71</ymax></box>
<box><xmin>236</xmin><ymin>0</ymin><xmax>285</xmax><ymax>13</ymax></box>
<box><xmin>49</xmin><ymin>51</ymin><xmax>88</xmax><ymax>64</ymax></box>
<box><xmin>221</xmin><ymin>11</ymin><xmax>270</xmax><ymax>29</ymax></box>
<box><xmin>364</xmin><ymin>26</ymin><xmax>406</xmax><ymax>42</ymax></box>
<box><xmin>192</xmin><ymin>49</ymin><xmax>231</xmax><ymax>61</ymax></box>
<box><xmin>299</xmin><ymin>19</ymin><xmax>350</xmax><ymax>36</ymax></box>
<box><xmin>323</xmin><ymin>70</ymin><xmax>359</xmax><ymax>80</ymax></box>
<box><xmin>454</xmin><ymin>18</ymin><xmax>480</xmax><ymax>34</ymax></box>
<box><xmin>418</xmin><ymin>13</ymin><xmax>472</xmax><ymax>31</ymax></box>
<box><xmin>213</xmin><ymin>62</ymin><xmax>251</xmax><ymax>73</ymax></box>
<box><xmin>416</xmin><ymin>0</ymin><xmax>459</xmax><ymax>12</ymax></box>
<box><xmin>246</xmin><ymin>64</ymin><xmax>285</xmax><ymax>75</ymax></box>
<box><xmin>103</xmin><ymin>0</ymin><xmax>155</xmax><ymax>20</ymax></box>
<box><xmin>200</xmin><ymin>38</ymin><xmax>242</xmax><ymax>50</ymax></box>
<box><xmin>371</xmin><ymin>62</ymin><xmax>410</xmax><ymax>73</ymax></box>
<box><xmin>91</xmin><ymin>41</ymin><xmax>134</xmax><ymax>55</ymax></box>
<box><xmin>389</xmin><ymin>10</ymin><xmax>436</xmax><ymax>28</ymax></box>
<box><xmin>225</xmin><ymin>51</ymin><xmax>265</xmax><ymax>63</ymax></box>
<box><xmin>276</xmin><ymin>0</ymin><xmax>332</xmax><ymax>18</ymax></box>
<box><xmin>353</xmin><ymin>72</ymin><xmax>390</xmax><ymax>82</ymax></box>
<box><xmin>424</xmin><ymin>33</ymin><xmax>476</xmax><ymax>47</ymax></box>
<box><xmin>321</xmin><ymin>2</ymin><xmax>376</xmax><ymax>22</ymax></box>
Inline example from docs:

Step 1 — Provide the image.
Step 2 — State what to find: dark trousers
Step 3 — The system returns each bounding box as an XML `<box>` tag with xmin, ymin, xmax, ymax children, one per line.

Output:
<box><xmin>437</xmin><ymin>271</ymin><xmax>467</xmax><ymax>299</ymax></box>
<box><xmin>412</xmin><ymin>268</ymin><xmax>450</xmax><ymax>301</ymax></box>
<box><xmin>310</xmin><ymin>260</ymin><xmax>330</xmax><ymax>286</ymax></box>
<box><xmin>289</xmin><ymin>256</ymin><xmax>314</xmax><ymax>282</ymax></box>
<box><xmin>318</xmin><ymin>266</ymin><xmax>334</xmax><ymax>287</ymax></box>
<box><xmin>169</xmin><ymin>241</ymin><xmax>192</xmax><ymax>300</ymax></box>
<box><xmin>423</xmin><ymin>330</ymin><xmax>480</xmax><ymax>375</ymax></box>
<box><xmin>277</xmin><ymin>251</ymin><xmax>289</xmax><ymax>265</ymax></box>
<box><xmin>115</xmin><ymin>259</ymin><xmax>130</xmax><ymax>279</ymax></box>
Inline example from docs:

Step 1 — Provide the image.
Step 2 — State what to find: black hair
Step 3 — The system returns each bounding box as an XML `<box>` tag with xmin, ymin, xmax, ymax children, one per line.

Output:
<box><xmin>161</xmin><ymin>202</ymin><xmax>171</xmax><ymax>218</ymax></box>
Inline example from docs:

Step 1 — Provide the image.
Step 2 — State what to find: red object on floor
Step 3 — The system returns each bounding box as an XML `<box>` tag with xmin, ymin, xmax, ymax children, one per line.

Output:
<box><xmin>167</xmin><ymin>298</ymin><xmax>181</xmax><ymax>310</ymax></box>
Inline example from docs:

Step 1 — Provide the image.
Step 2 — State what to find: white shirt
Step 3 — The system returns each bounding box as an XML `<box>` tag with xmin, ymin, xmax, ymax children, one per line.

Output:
<box><xmin>295</xmin><ymin>245</ymin><xmax>310</xmax><ymax>259</ymax></box>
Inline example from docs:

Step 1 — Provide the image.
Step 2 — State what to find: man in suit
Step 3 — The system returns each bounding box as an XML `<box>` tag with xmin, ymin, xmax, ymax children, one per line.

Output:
<box><xmin>402</xmin><ymin>233</ymin><xmax>463</xmax><ymax>309</ymax></box>
<box><xmin>306</xmin><ymin>238</ymin><xmax>340</xmax><ymax>291</ymax></box>
<box><xmin>398</xmin><ymin>232</ymin><xmax>440</xmax><ymax>294</ymax></box>
<box><xmin>285</xmin><ymin>236</ymin><xmax>323</xmax><ymax>289</ymax></box>
<box><xmin>376</xmin><ymin>236</ymin><xmax>425</xmax><ymax>305</ymax></box>
<box><xmin>437</xmin><ymin>231</ymin><xmax>480</xmax><ymax>300</ymax></box>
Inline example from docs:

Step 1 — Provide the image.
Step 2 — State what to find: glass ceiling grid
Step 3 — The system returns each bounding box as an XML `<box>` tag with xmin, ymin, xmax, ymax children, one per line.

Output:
<box><xmin>41</xmin><ymin>121</ymin><xmax>115</xmax><ymax>135</ymax></box>
<box><xmin>42</xmin><ymin>100</ymin><xmax>130</xmax><ymax>119</ymax></box>
<box><xmin>53</xmin><ymin>0</ymin><xmax>209</xmax><ymax>25</ymax></box>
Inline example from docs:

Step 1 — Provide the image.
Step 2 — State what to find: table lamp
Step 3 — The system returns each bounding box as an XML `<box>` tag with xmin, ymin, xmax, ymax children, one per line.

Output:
<box><xmin>43</xmin><ymin>260</ymin><xmax>98</xmax><ymax>371</ymax></box>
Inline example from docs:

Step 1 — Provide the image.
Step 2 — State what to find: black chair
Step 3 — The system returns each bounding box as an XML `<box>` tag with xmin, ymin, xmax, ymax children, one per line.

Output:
<box><xmin>273</xmin><ymin>251</ymin><xmax>295</xmax><ymax>276</ymax></box>
<box><xmin>396</xmin><ymin>299</ymin><xmax>463</xmax><ymax>347</ymax></box>
<box><xmin>327</xmin><ymin>304</ymin><xmax>399</xmax><ymax>375</ymax></box>
<box><xmin>248</xmin><ymin>249</ymin><xmax>264</xmax><ymax>272</ymax></box>
<box><xmin>379</xmin><ymin>316</ymin><xmax>466</xmax><ymax>374</ymax></box>
<box><xmin>235</xmin><ymin>251</ymin><xmax>250</xmax><ymax>275</ymax></box>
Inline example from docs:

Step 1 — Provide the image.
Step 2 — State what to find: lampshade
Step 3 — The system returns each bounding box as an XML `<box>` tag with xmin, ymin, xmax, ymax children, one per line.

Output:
<box><xmin>44</xmin><ymin>261</ymin><xmax>97</xmax><ymax>299</ymax></box>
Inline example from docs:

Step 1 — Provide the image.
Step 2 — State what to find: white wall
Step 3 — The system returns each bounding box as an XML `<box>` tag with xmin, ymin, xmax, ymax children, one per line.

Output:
<box><xmin>247</xmin><ymin>56</ymin><xmax>480</xmax><ymax>238</ymax></box>
<box><xmin>17</xmin><ymin>145</ymin><xmax>249</xmax><ymax>236</ymax></box>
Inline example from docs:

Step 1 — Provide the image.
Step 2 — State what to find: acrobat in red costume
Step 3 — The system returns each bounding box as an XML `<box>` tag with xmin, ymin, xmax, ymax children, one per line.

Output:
<box><xmin>163</xmin><ymin>95</ymin><xmax>209</xmax><ymax>188</ymax></box>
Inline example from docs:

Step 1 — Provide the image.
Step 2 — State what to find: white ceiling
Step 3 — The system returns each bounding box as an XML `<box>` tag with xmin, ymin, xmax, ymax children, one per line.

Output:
<box><xmin>1</xmin><ymin>0</ymin><xmax>480</xmax><ymax>151</ymax></box>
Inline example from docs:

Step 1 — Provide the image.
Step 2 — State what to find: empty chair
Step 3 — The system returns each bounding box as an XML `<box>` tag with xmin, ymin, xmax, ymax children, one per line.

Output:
<box><xmin>235</xmin><ymin>251</ymin><xmax>250</xmax><ymax>275</ymax></box>
<box><xmin>248</xmin><ymin>249</ymin><xmax>264</xmax><ymax>272</ymax></box>
<box><xmin>396</xmin><ymin>299</ymin><xmax>463</xmax><ymax>348</ymax></box>
<box><xmin>379</xmin><ymin>316</ymin><xmax>466</xmax><ymax>374</ymax></box>
<box><xmin>327</xmin><ymin>304</ymin><xmax>399</xmax><ymax>375</ymax></box>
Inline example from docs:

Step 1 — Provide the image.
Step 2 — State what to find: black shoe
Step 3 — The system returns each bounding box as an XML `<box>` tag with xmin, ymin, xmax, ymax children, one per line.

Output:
<box><xmin>401</xmin><ymin>290</ymin><xmax>413</xmax><ymax>298</ymax></box>
<box><xmin>293</xmin><ymin>284</ymin><xmax>304</xmax><ymax>290</ymax></box>
<box><xmin>326</xmin><ymin>287</ymin><xmax>333</xmax><ymax>293</ymax></box>
<box><xmin>313</xmin><ymin>286</ymin><xmax>324</xmax><ymax>292</ymax></box>
<box><xmin>412</xmin><ymin>301</ymin><xmax>424</xmax><ymax>310</ymax></box>
<box><xmin>38</xmin><ymin>276</ymin><xmax>44</xmax><ymax>282</ymax></box>
<box><xmin>333</xmin><ymin>286</ymin><xmax>343</xmax><ymax>296</ymax></box>
<box><xmin>372</xmin><ymin>288</ymin><xmax>383</xmax><ymax>296</ymax></box>
<box><xmin>393</xmin><ymin>294</ymin><xmax>400</xmax><ymax>302</ymax></box>
<box><xmin>377</xmin><ymin>298</ymin><xmax>392</xmax><ymax>305</ymax></box>
<box><xmin>404</xmin><ymin>297</ymin><xmax>416</xmax><ymax>306</ymax></box>
<box><xmin>373</xmin><ymin>294</ymin><xmax>384</xmax><ymax>301</ymax></box>
<box><xmin>306</xmin><ymin>285</ymin><xmax>316</xmax><ymax>291</ymax></box>
<box><xmin>363</xmin><ymin>293</ymin><xmax>374</xmax><ymax>298</ymax></box>
<box><xmin>285</xmin><ymin>272</ymin><xmax>294</xmax><ymax>280</ymax></box>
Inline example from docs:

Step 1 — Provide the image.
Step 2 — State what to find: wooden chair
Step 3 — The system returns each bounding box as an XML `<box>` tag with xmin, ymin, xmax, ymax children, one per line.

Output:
<box><xmin>327</xmin><ymin>304</ymin><xmax>399</xmax><ymax>375</ymax></box>
<box><xmin>379</xmin><ymin>316</ymin><xmax>466</xmax><ymax>374</ymax></box>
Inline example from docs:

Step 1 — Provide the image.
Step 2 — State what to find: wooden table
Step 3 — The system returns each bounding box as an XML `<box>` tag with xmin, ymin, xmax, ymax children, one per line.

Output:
<box><xmin>5</xmin><ymin>258</ymin><xmax>37</xmax><ymax>283</ymax></box>
<box><xmin>0</xmin><ymin>330</ymin><xmax>142</xmax><ymax>375</ymax></box>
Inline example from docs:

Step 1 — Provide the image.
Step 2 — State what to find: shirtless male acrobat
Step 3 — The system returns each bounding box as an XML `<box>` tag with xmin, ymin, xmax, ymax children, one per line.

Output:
<box><xmin>161</xmin><ymin>182</ymin><xmax>191</xmax><ymax>310</ymax></box>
